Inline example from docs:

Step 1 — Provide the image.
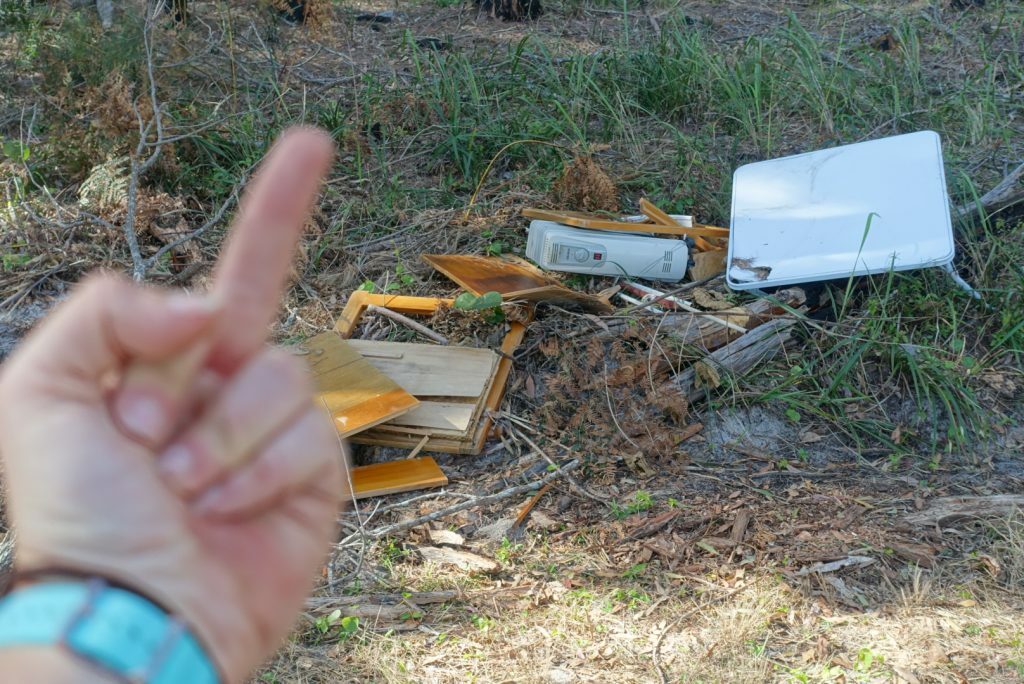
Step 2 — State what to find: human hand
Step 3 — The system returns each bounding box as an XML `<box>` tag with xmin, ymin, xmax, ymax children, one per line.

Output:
<box><xmin>0</xmin><ymin>127</ymin><xmax>345</xmax><ymax>682</ymax></box>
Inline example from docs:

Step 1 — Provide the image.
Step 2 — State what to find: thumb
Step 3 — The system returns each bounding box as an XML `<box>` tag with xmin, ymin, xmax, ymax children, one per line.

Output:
<box><xmin>1</xmin><ymin>274</ymin><xmax>218</xmax><ymax>402</ymax></box>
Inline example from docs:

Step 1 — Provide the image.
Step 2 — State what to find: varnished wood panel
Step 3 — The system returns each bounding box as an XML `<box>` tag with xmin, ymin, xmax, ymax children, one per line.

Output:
<box><xmin>422</xmin><ymin>254</ymin><xmax>612</xmax><ymax>314</ymax></box>
<box><xmin>347</xmin><ymin>340</ymin><xmax>498</xmax><ymax>398</ymax></box>
<box><xmin>302</xmin><ymin>332</ymin><xmax>419</xmax><ymax>438</ymax></box>
<box><xmin>352</xmin><ymin>457</ymin><xmax>448</xmax><ymax>499</ymax></box>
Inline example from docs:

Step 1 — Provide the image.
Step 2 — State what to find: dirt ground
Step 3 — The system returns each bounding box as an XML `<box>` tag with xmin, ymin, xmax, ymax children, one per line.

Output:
<box><xmin>2</xmin><ymin>0</ymin><xmax>1024</xmax><ymax>682</ymax></box>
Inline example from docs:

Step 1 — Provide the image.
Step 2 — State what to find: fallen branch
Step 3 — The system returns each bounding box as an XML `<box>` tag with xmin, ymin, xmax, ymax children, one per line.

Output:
<box><xmin>954</xmin><ymin>161</ymin><xmax>1024</xmax><ymax>225</ymax></box>
<box><xmin>597</xmin><ymin>287</ymin><xmax>805</xmax><ymax>351</ymax></box>
<box><xmin>366</xmin><ymin>304</ymin><xmax>449</xmax><ymax>345</ymax></box>
<box><xmin>670</xmin><ymin>317</ymin><xmax>801</xmax><ymax>402</ymax></box>
<box><xmin>305</xmin><ymin>590</ymin><xmax>458</xmax><ymax>610</ymax></box>
<box><xmin>370</xmin><ymin>459</ymin><xmax>580</xmax><ymax>539</ymax></box>
<box><xmin>904</xmin><ymin>495</ymin><xmax>1024</xmax><ymax>528</ymax></box>
<box><xmin>794</xmin><ymin>555</ymin><xmax>875</xmax><ymax>577</ymax></box>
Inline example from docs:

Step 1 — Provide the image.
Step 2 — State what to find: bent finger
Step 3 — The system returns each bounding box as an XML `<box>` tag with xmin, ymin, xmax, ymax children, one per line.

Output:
<box><xmin>110</xmin><ymin>344</ymin><xmax>216</xmax><ymax>449</ymax></box>
<box><xmin>157</xmin><ymin>347</ymin><xmax>314</xmax><ymax>497</ymax></box>
<box><xmin>191</xmin><ymin>407</ymin><xmax>347</xmax><ymax>519</ymax></box>
<box><xmin>3</xmin><ymin>274</ymin><xmax>216</xmax><ymax>395</ymax></box>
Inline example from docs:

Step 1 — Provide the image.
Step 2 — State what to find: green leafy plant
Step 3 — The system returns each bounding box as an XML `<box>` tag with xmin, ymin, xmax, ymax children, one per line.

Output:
<box><xmin>453</xmin><ymin>291</ymin><xmax>503</xmax><ymax>310</ymax></box>
<box><xmin>495</xmin><ymin>537</ymin><xmax>522</xmax><ymax>564</ymax></box>
<box><xmin>611</xmin><ymin>491</ymin><xmax>654</xmax><ymax>519</ymax></box>
<box><xmin>315</xmin><ymin>610</ymin><xmax>360</xmax><ymax>640</ymax></box>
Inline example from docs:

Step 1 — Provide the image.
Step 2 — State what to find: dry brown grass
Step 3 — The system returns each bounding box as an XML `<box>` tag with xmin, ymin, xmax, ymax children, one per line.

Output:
<box><xmin>549</xmin><ymin>156</ymin><xmax>619</xmax><ymax>213</ymax></box>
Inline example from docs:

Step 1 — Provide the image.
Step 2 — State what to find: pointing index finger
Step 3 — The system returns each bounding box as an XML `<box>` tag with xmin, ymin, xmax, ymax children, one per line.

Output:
<box><xmin>209</xmin><ymin>127</ymin><xmax>335</xmax><ymax>372</ymax></box>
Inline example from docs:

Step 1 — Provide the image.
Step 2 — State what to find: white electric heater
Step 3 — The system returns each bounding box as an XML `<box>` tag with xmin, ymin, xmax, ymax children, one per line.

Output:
<box><xmin>526</xmin><ymin>220</ymin><xmax>690</xmax><ymax>282</ymax></box>
<box><xmin>726</xmin><ymin>130</ymin><xmax>959</xmax><ymax>291</ymax></box>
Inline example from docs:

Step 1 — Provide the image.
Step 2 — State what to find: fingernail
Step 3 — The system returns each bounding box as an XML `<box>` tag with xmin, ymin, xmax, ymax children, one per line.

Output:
<box><xmin>192</xmin><ymin>485</ymin><xmax>225</xmax><ymax>515</ymax></box>
<box><xmin>116</xmin><ymin>394</ymin><xmax>168</xmax><ymax>445</ymax></box>
<box><xmin>166</xmin><ymin>294</ymin><xmax>218</xmax><ymax>317</ymax></box>
<box><xmin>159</xmin><ymin>444</ymin><xmax>195</xmax><ymax>491</ymax></box>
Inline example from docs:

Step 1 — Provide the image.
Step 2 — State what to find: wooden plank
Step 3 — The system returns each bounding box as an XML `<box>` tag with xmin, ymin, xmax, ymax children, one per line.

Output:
<box><xmin>302</xmin><ymin>332</ymin><xmax>419</xmax><ymax>438</ymax></box>
<box><xmin>389</xmin><ymin>401</ymin><xmax>477</xmax><ymax>431</ymax></box>
<box><xmin>347</xmin><ymin>339</ymin><xmax>498</xmax><ymax>398</ymax></box>
<box><xmin>423</xmin><ymin>254</ymin><xmax>555</xmax><ymax>295</ymax></box>
<box><xmin>352</xmin><ymin>457</ymin><xmax>448</xmax><ymax>499</ymax></box>
<box><xmin>468</xmin><ymin>315</ymin><xmax>531</xmax><ymax>453</ymax></box>
<box><xmin>638</xmin><ymin>198</ymin><xmax>717</xmax><ymax>251</ymax></box>
<box><xmin>353</xmin><ymin>430</ymin><xmax>477</xmax><ymax>454</ymax></box>
<box><xmin>522</xmin><ymin>207</ymin><xmax>730</xmax><ymax>238</ymax></box>
<box><xmin>304</xmin><ymin>331</ymin><xmax>365</xmax><ymax>376</ymax></box>
<box><xmin>422</xmin><ymin>254</ymin><xmax>612</xmax><ymax>314</ymax></box>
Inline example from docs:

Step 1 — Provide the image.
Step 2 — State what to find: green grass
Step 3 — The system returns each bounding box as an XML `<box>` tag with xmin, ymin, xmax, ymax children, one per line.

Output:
<box><xmin>4</xmin><ymin>1</ymin><xmax>1022</xmax><ymax>453</ymax></box>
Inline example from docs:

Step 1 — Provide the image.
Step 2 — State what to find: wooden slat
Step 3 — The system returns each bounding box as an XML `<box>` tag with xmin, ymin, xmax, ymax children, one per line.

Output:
<box><xmin>522</xmin><ymin>207</ymin><xmax>730</xmax><ymax>238</ymax></box>
<box><xmin>353</xmin><ymin>430</ymin><xmax>477</xmax><ymax>454</ymax></box>
<box><xmin>422</xmin><ymin>254</ymin><xmax>555</xmax><ymax>295</ymax></box>
<box><xmin>388</xmin><ymin>401</ymin><xmax>477</xmax><ymax>431</ymax></box>
<box><xmin>347</xmin><ymin>340</ymin><xmax>498</xmax><ymax>398</ymax></box>
<box><xmin>302</xmin><ymin>332</ymin><xmax>419</xmax><ymax>438</ymax></box>
<box><xmin>352</xmin><ymin>457</ymin><xmax>448</xmax><ymax>499</ymax></box>
<box><xmin>422</xmin><ymin>254</ymin><xmax>612</xmax><ymax>314</ymax></box>
<box><xmin>638</xmin><ymin>199</ymin><xmax>716</xmax><ymax>251</ymax></box>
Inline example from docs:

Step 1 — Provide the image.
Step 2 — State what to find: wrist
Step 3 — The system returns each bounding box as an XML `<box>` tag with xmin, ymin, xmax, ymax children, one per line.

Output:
<box><xmin>0</xmin><ymin>645</ymin><xmax>117</xmax><ymax>684</ymax></box>
<box><xmin>0</xmin><ymin>571</ymin><xmax>221</xmax><ymax>683</ymax></box>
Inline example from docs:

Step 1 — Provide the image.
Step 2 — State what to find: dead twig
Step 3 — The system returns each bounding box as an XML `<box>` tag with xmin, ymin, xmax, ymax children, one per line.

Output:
<box><xmin>369</xmin><ymin>459</ymin><xmax>581</xmax><ymax>539</ymax></box>
<box><xmin>671</xmin><ymin>317</ymin><xmax>801</xmax><ymax>402</ymax></box>
<box><xmin>954</xmin><ymin>161</ymin><xmax>1024</xmax><ymax>225</ymax></box>
<box><xmin>793</xmin><ymin>555</ymin><xmax>875</xmax><ymax>577</ymax></box>
<box><xmin>506</xmin><ymin>425</ymin><xmax>607</xmax><ymax>506</ymax></box>
<box><xmin>366</xmin><ymin>304</ymin><xmax>449</xmax><ymax>345</ymax></box>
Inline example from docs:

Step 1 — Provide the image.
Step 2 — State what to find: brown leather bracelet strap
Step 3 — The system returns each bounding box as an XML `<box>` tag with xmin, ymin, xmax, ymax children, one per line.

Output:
<box><xmin>2</xmin><ymin>566</ymin><xmax>174</xmax><ymax>615</ymax></box>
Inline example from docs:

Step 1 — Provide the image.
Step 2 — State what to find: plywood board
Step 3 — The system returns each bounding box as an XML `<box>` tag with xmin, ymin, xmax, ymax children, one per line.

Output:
<box><xmin>423</xmin><ymin>254</ymin><xmax>556</xmax><ymax>294</ymax></box>
<box><xmin>388</xmin><ymin>401</ymin><xmax>477</xmax><ymax>431</ymax></box>
<box><xmin>352</xmin><ymin>457</ymin><xmax>448</xmax><ymax>499</ymax></box>
<box><xmin>346</xmin><ymin>340</ymin><xmax>499</xmax><ymax>398</ymax></box>
<box><xmin>422</xmin><ymin>254</ymin><xmax>612</xmax><ymax>314</ymax></box>
<box><xmin>302</xmin><ymin>332</ymin><xmax>419</xmax><ymax>438</ymax></box>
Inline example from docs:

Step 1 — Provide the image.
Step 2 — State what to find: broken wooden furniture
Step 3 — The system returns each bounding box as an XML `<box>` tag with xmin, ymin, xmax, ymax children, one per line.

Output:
<box><xmin>334</xmin><ymin>291</ymin><xmax>528</xmax><ymax>455</ymax></box>
<box><xmin>422</xmin><ymin>253</ymin><xmax>614</xmax><ymax>314</ymax></box>
<box><xmin>301</xmin><ymin>331</ymin><xmax>419</xmax><ymax>437</ymax></box>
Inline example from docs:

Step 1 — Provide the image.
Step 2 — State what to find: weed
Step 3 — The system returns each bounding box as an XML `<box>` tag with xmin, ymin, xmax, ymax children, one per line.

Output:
<box><xmin>380</xmin><ymin>539</ymin><xmax>409</xmax><ymax>570</ymax></box>
<box><xmin>314</xmin><ymin>609</ymin><xmax>360</xmax><ymax>641</ymax></box>
<box><xmin>495</xmin><ymin>538</ymin><xmax>522</xmax><ymax>564</ymax></box>
<box><xmin>610</xmin><ymin>490</ymin><xmax>654</xmax><ymax>519</ymax></box>
<box><xmin>470</xmin><ymin>614</ymin><xmax>495</xmax><ymax>632</ymax></box>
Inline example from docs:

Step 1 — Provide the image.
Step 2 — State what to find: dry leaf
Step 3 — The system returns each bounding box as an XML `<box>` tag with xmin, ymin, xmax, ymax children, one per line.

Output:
<box><xmin>692</xmin><ymin>287</ymin><xmax>734</xmax><ymax>311</ymax></box>
<box><xmin>694</xmin><ymin>361</ymin><xmax>722</xmax><ymax>389</ymax></box>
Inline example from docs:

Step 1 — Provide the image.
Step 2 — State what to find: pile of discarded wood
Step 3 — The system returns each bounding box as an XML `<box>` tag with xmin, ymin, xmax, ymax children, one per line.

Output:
<box><xmin>304</xmin><ymin>202</ymin><xmax>808</xmax><ymax>502</ymax></box>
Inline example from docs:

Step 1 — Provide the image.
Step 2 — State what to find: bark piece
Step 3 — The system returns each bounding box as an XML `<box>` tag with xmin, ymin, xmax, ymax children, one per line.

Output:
<box><xmin>904</xmin><ymin>495</ymin><xmax>1024</xmax><ymax>527</ymax></box>
<box><xmin>417</xmin><ymin>546</ymin><xmax>500</xmax><ymax>574</ymax></box>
